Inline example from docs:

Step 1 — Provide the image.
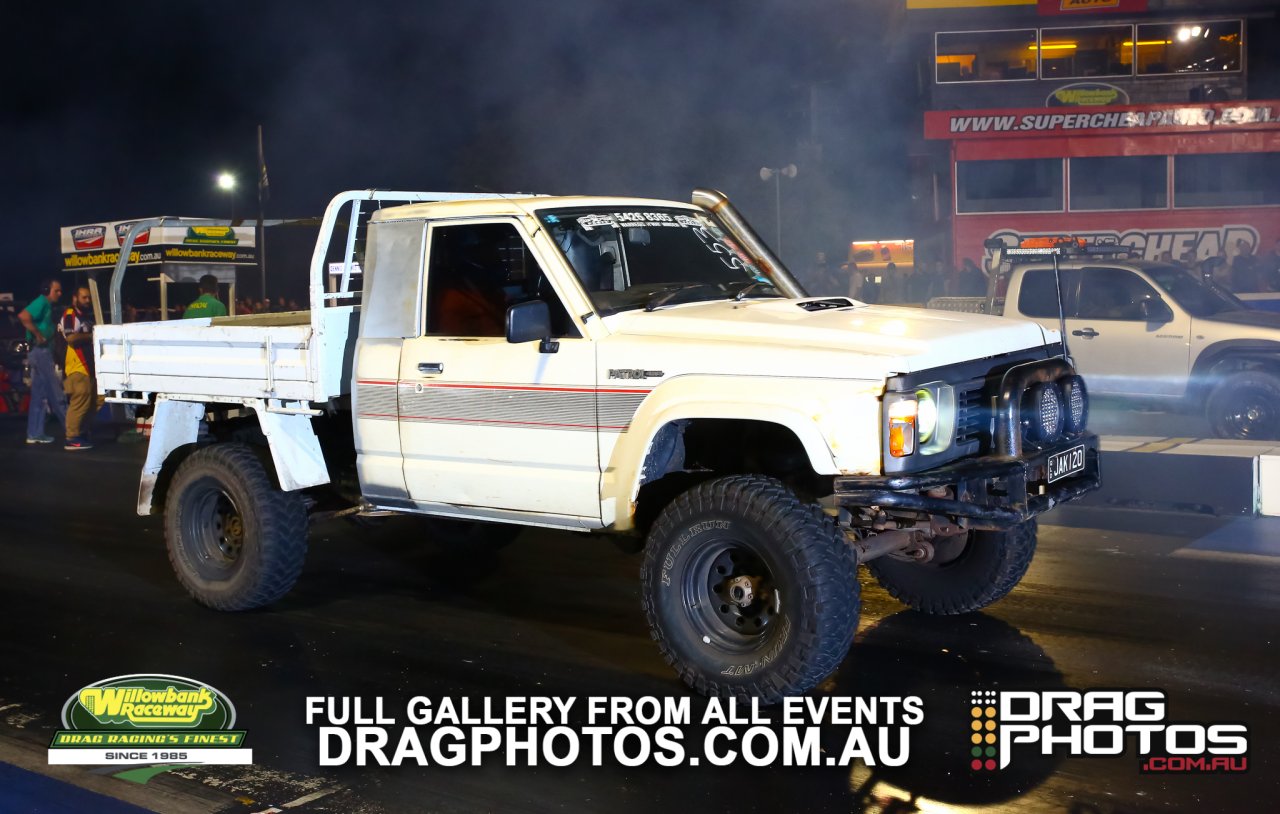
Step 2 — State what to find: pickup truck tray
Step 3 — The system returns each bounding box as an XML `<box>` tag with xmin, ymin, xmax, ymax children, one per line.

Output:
<box><xmin>95</xmin><ymin>306</ymin><xmax>356</xmax><ymax>403</ymax></box>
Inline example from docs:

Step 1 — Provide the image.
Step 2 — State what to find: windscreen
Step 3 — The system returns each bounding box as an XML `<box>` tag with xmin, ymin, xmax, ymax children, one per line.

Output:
<box><xmin>1145</xmin><ymin>264</ymin><xmax>1244</xmax><ymax>317</ymax></box>
<box><xmin>537</xmin><ymin>207</ymin><xmax>779</xmax><ymax>315</ymax></box>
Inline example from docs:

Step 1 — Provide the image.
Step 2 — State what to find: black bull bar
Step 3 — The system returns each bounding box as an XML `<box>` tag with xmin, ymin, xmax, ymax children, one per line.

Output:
<box><xmin>834</xmin><ymin>433</ymin><xmax>1101</xmax><ymax>529</ymax></box>
<box><xmin>839</xmin><ymin>357</ymin><xmax>1102</xmax><ymax>529</ymax></box>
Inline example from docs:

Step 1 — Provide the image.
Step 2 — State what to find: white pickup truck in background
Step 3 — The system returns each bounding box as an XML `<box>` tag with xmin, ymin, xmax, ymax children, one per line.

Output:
<box><xmin>929</xmin><ymin>241</ymin><xmax>1280</xmax><ymax>440</ymax></box>
<box><xmin>96</xmin><ymin>189</ymin><xmax>1100</xmax><ymax>701</ymax></box>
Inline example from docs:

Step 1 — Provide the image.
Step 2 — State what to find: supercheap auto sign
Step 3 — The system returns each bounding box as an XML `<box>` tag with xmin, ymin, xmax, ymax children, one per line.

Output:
<box><xmin>926</xmin><ymin>100</ymin><xmax>1280</xmax><ymax>140</ymax></box>
<box><xmin>59</xmin><ymin>220</ymin><xmax>258</xmax><ymax>270</ymax></box>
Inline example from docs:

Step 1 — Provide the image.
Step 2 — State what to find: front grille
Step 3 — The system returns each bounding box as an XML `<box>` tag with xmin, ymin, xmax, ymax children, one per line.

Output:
<box><xmin>883</xmin><ymin>348</ymin><xmax>1064</xmax><ymax>475</ymax></box>
<box><xmin>955</xmin><ymin>377</ymin><xmax>988</xmax><ymax>448</ymax></box>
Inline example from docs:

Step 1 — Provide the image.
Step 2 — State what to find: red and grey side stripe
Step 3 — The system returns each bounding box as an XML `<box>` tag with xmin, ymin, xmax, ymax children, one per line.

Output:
<box><xmin>355</xmin><ymin>380</ymin><xmax>651</xmax><ymax>432</ymax></box>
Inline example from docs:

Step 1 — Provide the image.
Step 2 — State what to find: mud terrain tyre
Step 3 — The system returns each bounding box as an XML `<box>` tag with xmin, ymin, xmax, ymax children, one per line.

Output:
<box><xmin>165</xmin><ymin>443</ymin><xmax>308</xmax><ymax>610</ymax></box>
<box><xmin>640</xmin><ymin>475</ymin><xmax>859</xmax><ymax>702</ymax></box>
<box><xmin>1206</xmin><ymin>371</ymin><xmax>1280</xmax><ymax>440</ymax></box>
<box><xmin>867</xmin><ymin>521</ymin><xmax>1036</xmax><ymax>615</ymax></box>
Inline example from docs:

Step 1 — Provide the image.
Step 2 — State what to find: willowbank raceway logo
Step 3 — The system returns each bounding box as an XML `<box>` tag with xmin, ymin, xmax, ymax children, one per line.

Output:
<box><xmin>967</xmin><ymin>689</ymin><xmax>1247</xmax><ymax>774</ymax></box>
<box><xmin>48</xmin><ymin>674</ymin><xmax>252</xmax><ymax>766</ymax></box>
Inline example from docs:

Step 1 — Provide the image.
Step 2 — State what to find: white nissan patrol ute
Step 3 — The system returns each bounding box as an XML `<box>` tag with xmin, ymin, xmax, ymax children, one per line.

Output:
<box><xmin>95</xmin><ymin>189</ymin><xmax>1100</xmax><ymax>701</ymax></box>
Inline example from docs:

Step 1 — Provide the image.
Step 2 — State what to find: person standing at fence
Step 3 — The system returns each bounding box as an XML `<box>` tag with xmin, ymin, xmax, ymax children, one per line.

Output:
<box><xmin>182</xmin><ymin>275</ymin><xmax>228</xmax><ymax>319</ymax></box>
<box><xmin>1230</xmin><ymin>238</ymin><xmax>1263</xmax><ymax>293</ymax></box>
<box><xmin>880</xmin><ymin>262</ymin><xmax>903</xmax><ymax>303</ymax></box>
<box><xmin>17</xmin><ymin>279</ymin><xmax>66</xmax><ymax>444</ymax></box>
<box><xmin>844</xmin><ymin>259</ymin><xmax>864</xmax><ymax>300</ymax></box>
<box><xmin>1262</xmin><ymin>238</ymin><xmax>1280</xmax><ymax>291</ymax></box>
<box><xmin>59</xmin><ymin>285</ymin><xmax>96</xmax><ymax>451</ymax></box>
<box><xmin>956</xmin><ymin>257</ymin><xmax>987</xmax><ymax>297</ymax></box>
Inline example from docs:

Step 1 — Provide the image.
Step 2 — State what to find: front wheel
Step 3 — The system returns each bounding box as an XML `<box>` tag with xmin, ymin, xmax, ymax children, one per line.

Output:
<box><xmin>867</xmin><ymin>521</ymin><xmax>1036</xmax><ymax>615</ymax></box>
<box><xmin>164</xmin><ymin>443</ymin><xmax>308</xmax><ymax>610</ymax></box>
<box><xmin>640</xmin><ymin>475</ymin><xmax>859</xmax><ymax>702</ymax></box>
<box><xmin>1206</xmin><ymin>371</ymin><xmax>1280</xmax><ymax>440</ymax></box>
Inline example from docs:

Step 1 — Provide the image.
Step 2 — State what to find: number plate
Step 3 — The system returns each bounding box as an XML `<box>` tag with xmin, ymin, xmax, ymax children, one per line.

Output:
<box><xmin>1047</xmin><ymin>444</ymin><xmax>1086</xmax><ymax>483</ymax></box>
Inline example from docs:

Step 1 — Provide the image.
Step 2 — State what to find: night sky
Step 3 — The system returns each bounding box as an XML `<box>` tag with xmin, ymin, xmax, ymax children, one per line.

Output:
<box><xmin>2</xmin><ymin>1</ymin><xmax>913</xmax><ymax>303</ymax></box>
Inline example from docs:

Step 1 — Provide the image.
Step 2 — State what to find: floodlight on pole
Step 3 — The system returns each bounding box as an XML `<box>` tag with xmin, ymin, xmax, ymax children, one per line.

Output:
<box><xmin>759</xmin><ymin>164</ymin><xmax>797</xmax><ymax>255</ymax></box>
<box><xmin>216</xmin><ymin>172</ymin><xmax>237</xmax><ymax>220</ymax></box>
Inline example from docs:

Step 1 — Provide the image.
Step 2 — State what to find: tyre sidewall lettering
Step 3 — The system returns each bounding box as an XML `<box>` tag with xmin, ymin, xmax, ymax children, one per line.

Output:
<box><xmin>719</xmin><ymin>614</ymin><xmax>791</xmax><ymax>677</ymax></box>
<box><xmin>654</xmin><ymin>512</ymin><xmax>803</xmax><ymax>678</ymax></box>
<box><xmin>660</xmin><ymin>518</ymin><xmax>731</xmax><ymax>587</ymax></box>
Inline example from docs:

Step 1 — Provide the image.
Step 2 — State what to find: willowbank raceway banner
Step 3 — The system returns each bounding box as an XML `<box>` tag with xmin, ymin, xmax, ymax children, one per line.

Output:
<box><xmin>59</xmin><ymin>220</ymin><xmax>257</xmax><ymax>271</ymax></box>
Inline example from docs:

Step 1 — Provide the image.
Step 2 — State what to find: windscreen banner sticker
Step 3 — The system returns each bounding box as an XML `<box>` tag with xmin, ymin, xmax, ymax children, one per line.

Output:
<box><xmin>49</xmin><ymin>674</ymin><xmax>252</xmax><ymax>766</ymax></box>
<box><xmin>572</xmin><ymin>211</ymin><xmax>755</xmax><ymax>274</ymax></box>
<box><xmin>576</xmin><ymin>212</ymin><xmax>712</xmax><ymax>231</ymax></box>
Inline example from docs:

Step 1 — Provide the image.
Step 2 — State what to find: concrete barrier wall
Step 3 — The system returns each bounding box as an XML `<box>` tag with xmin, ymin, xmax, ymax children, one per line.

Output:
<box><xmin>1089</xmin><ymin>436</ymin><xmax>1280</xmax><ymax>517</ymax></box>
<box><xmin>1261</xmin><ymin>453</ymin><xmax>1280</xmax><ymax>516</ymax></box>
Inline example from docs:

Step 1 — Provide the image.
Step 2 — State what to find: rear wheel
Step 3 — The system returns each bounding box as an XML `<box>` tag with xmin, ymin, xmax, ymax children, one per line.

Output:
<box><xmin>164</xmin><ymin>443</ymin><xmax>308</xmax><ymax>610</ymax></box>
<box><xmin>1206</xmin><ymin>371</ymin><xmax>1280</xmax><ymax>440</ymax></box>
<box><xmin>868</xmin><ymin>521</ymin><xmax>1036</xmax><ymax>615</ymax></box>
<box><xmin>640</xmin><ymin>475</ymin><xmax>859</xmax><ymax>702</ymax></box>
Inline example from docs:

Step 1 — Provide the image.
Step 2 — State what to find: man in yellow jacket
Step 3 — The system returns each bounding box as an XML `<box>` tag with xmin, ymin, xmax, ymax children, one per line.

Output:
<box><xmin>59</xmin><ymin>285</ymin><xmax>96</xmax><ymax>450</ymax></box>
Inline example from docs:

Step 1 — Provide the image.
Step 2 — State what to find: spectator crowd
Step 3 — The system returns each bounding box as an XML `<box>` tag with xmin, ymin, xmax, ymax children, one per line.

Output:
<box><xmin>806</xmin><ymin>251</ymin><xmax>988</xmax><ymax>305</ymax></box>
<box><xmin>1168</xmin><ymin>237</ymin><xmax>1280</xmax><ymax>294</ymax></box>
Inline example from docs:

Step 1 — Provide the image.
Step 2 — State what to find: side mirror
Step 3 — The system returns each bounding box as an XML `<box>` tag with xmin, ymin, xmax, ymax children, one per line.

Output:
<box><xmin>506</xmin><ymin>300</ymin><xmax>557</xmax><ymax>352</ymax></box>
<box><xmin>1139</xmin><ymin>297</ymin><xmax>1173</xmax><ymax>323</ymax></box>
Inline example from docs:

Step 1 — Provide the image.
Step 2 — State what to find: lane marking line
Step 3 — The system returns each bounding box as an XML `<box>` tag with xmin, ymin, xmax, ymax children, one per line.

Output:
<box><xmin>1126</xmin><ymin>437</ymin><xmax>1195</xmax><ymax>453</ymax></box>
<box><xmin>1171</xmin><ymin>548</ymin><xmax>1280</xmax><ymax>568</ymax></box>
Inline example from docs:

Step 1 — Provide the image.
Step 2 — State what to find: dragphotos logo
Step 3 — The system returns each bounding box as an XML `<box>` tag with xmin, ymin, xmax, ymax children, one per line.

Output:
<box><xmin>970</xmin><ymin>689</ymin><xmax>1247</xmax><ymax>774</ymax></box>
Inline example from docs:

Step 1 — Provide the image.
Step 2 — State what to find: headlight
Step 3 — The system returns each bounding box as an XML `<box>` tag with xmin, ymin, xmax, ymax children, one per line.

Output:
<box><xmin>915</xmin><ymin>388</ymin><xmax>937</xmax><ymax>444</ymax></box>
<box><xmin>1022</xmin><ymin>382</ymin><xmax>1064</xmax><ymax>444</ymax></box>
<box><xmin>885</xmin><ymin>384</ymin><xmax>955</xmax><ymax>459</ymax></box>
<box><xmin>1061</xmin><ymin>375</ymin><xmax>1088</xmax><ymax>433</ymax></box>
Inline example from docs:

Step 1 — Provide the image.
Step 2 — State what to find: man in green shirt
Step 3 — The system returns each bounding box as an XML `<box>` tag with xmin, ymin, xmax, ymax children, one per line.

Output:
<box><xmin>18</xmin><ymin>278</ymin><xmax>67</xmax><ymax>443</ymax></box>
<box><xmin>183</xmin><ymin>275</ymin><xmax>228</xmax><ymax>319</ymax></box>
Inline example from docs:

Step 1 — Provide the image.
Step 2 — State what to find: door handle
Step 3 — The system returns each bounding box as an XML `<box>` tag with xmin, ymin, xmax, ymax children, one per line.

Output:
<box><xmin>418</xmin><ymin>362</ymin><xmax>444</xmax><ymax>375</ymax></box>
<box><xmin>1071</xmin><ymin>328</ymin><xmax>1099</xmax><ymax>338</ymax></box>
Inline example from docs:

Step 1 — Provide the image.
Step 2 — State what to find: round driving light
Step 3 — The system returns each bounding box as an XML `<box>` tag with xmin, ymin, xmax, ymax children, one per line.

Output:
<box><xmin>915</xmin><ymin>388</ymin><xmax>938</xmax><ymax>444</ymax></box>
<box><xmin>1062</xmin><ymin>375</ymin><xmax>1088</xmax><ymax>433</ymax></box>
<box><xmin>1023</xmin><ymin>382</ymin><xmax>1064</xmax><ymax>444</ymax></box>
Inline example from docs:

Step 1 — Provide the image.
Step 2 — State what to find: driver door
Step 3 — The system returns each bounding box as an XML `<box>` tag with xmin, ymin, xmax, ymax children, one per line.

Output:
<box><xmin>397</xmin><ymin>219</ymin><xmax>601</xmax><ymax>522</ymax></box>
<box><xmin>1066</xmin><ymin>266</ymin><xmax>1191</xmax><ymax>398</ymax></box>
